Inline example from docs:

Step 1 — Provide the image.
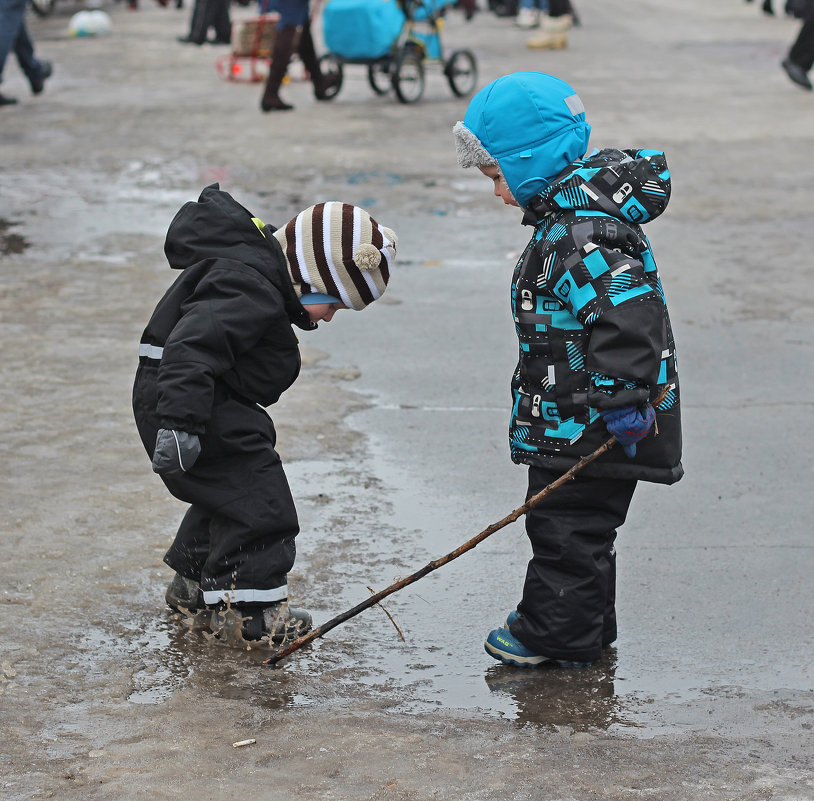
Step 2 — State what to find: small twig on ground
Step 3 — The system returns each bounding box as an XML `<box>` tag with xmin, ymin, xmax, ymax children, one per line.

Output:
<box><xmin>367</xmin><ymin>586</ymin><xmax>406</xmax><ymax>642</ymax></box>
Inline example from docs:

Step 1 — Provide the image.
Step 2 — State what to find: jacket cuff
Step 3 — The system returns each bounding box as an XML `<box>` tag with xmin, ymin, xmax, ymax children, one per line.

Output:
<box><xmin>587</xmin><ymin>386</ymin><xmax>650</xmax><ymax>410</ymax></box>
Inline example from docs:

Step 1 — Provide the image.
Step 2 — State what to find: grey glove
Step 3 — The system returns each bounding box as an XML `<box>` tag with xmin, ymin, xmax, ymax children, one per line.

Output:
<box><xmin>151</xmin><ymin>429</ymin><xmax>201</xmax><ymax>475</ymax></box>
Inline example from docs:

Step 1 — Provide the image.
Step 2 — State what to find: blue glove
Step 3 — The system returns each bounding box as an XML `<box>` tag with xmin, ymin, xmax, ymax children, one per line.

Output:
<box><xmin>152</xmin><ymin>429</ymin><xmax>201</xmax><ymax>475</ymax></box>
<box><xmin>599</xmin><ymin>404</ymin><xmax>656</xmax><ymax>458</ymax></box>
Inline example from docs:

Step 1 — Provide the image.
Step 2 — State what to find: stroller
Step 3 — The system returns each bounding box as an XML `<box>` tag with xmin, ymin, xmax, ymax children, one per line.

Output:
<box><xmin>318</xmin><ymin>0</ymin><xmax>477</xmax><ymax>103</ymax></box>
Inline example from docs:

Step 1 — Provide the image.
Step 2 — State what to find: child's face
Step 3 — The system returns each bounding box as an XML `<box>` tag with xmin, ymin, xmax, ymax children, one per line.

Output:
<box><xmin>479</xmin><ymin>165</ymin><xmax>519</xmax><ymax>207</ymax></box>
<box><xmin>306</xmin><ymin>302</ymin><xmax>347</xmax><ymax>323</ymax></box>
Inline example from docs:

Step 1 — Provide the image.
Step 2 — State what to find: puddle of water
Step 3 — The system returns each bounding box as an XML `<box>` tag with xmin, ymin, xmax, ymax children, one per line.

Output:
<box><xmin>101</xmin><ymin>388</ymin><xmax>812</xmax><ymax>737</ymax></box>
<box><xmin>273</xmin><ymin>452</ymin><xmax>643</xmax><ymax>730</ymax></box>
<box><xmin>273</xmin><ymin>399</ymin><xmax>814</xmax><ymax>736</ymax></box>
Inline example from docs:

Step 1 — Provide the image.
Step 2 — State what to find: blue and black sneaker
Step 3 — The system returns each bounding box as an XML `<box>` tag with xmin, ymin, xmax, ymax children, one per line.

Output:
<box><xmin>485</xmin><ymin>626</ymin><xmax>593</xmax><ymax>668</ymax></box>
<box><xmin>485</xmin><ymin>627</ymin><xmax>549</xmax><ymax>667</ymax></box>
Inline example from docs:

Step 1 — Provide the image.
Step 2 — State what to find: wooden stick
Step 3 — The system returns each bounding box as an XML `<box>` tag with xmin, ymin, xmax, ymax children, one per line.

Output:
<box><xmin>264</xmin><ymin>386</ymin><xmax>671</xmax><ymax>665</ymax></box>
<box><xmin>264</xmin><ymin>433</ymin><xmax>620</xmax><ymax>666</ymax></box>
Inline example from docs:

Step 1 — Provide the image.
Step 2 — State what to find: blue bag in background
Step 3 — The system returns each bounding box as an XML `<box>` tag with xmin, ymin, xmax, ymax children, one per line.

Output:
<box><xmin>322</xmin><ymin>0</ymin><xmax>406</xmax><ymax>59</ymax></box>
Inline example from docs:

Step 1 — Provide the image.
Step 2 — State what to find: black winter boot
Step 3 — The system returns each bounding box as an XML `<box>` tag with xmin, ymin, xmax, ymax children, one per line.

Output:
<box><xmin>261</xmin><ymin>26</ymin><xmax>297</xmax><ymax>111</ymax></box>
<box><xmin>29</xmin><ymin>61</ymin><xmax>52</xmax><ymax>95</ymax></box>
<box><xmin>165</xmin><ymin>573</ymin><xmax>204</xmax><ymax>611</ymax></box>
<box><xmin>211</xmin><ymin>602</ymin><xmax>312</xmax><ymax>643</ymax></box>
<box><xmin>206</xmin><ymin>0</ymin><xmax>231</xmax><ymax>44</ymax></box>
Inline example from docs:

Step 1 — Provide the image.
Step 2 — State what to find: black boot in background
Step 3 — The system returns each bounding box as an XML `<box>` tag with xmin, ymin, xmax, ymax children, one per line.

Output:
<box><xmin>261</xmin><ymin>26</ymin><xmax>297</xmax><ymax>111</ymax></box>
<box><xmin>206</xmin><ymin>0</ymin><xmax>232</xmax><ymax>43</ymax></box>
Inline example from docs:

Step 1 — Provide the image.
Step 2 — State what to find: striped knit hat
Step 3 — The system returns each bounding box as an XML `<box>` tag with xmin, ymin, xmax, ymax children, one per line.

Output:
<box><xmin>273</xmin><ymin>202</ymin><xmax>397</xmax><ymax>311</ymax></box>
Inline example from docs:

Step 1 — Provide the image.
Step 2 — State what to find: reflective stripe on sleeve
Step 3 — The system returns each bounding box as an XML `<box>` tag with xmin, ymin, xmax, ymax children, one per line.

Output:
<box><xmin>139</xmin><ymin>344</ymin><xmax>164</xmax><ymax>359</ymax></box>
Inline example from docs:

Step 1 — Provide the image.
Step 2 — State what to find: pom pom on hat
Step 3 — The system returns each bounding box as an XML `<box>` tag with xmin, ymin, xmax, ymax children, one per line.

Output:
<box><xmin>274</xmin><ymin>202</ymin><xmax>397</xmax><ymax>311</ymax></box>
<box><xmin>353</xmin><ymin>242</ymin><xmax>384</xmax><ymax>271</ymax></box>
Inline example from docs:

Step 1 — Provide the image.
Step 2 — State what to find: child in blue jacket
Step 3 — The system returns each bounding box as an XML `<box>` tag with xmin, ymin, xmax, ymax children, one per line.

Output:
<box><xmin>454</xmin><ymin>72</ymin><xmax>682</xmax><ymax>668</ymax></box>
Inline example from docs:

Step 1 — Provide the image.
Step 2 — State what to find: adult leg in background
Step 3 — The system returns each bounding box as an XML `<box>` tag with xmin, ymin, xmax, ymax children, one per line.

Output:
<box><xmin>261</xmin><ymin>25</ymin><xmax>298</xmax><ymax>110</ymax></box>
<box><xmin>783</xmin><ymin>8</ymin><xmax>814</xmax><ymax>89</ymax></box>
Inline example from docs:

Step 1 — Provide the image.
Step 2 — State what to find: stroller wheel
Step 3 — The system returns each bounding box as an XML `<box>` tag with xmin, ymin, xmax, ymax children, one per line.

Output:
<box><xmin>367</xmin><ymin>61</ymin><xmax>392</xmax><ymax>95</ymax></box>
<box><xmin>317</xmin><ymin>55</ymin><xmax>344</xmax><ymax>100</ymax></box>
<box><xmin>391</xmin><ymin>48</ymin><xmax>425</xmax><ymax>104</ymax></box>
<box><xmin>444</xmin><ymin>49</ymin><xmax>477</xmax><ymax>98</ymax></box>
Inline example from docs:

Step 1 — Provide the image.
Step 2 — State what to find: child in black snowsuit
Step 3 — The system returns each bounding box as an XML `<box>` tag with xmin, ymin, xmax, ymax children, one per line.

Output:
<box><xmin>453</xmin><ymin>72</ymin><xmax>682</xmax><ymax>668</ymax></box>
<box><xmin>133</xmin><ymin>185</ymin><xmax>397</xmax><ymax>643</ymax></box>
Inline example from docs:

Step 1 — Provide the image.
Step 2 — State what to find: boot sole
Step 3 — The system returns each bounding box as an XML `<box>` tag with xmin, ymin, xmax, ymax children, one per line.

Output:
<box><xmin>485</xmin><ymin>640</ymin><xmax>592</xmax><ymax>668</ymax></box>
<box><xmin>484</xmin><ymin>640</ymin><xmax>547</xmax><ymax>667</ymax></box>
<box><xmin>483</xmin><ymin>643</ymin><xmax>593</xmax><ymax>667</ymax></box>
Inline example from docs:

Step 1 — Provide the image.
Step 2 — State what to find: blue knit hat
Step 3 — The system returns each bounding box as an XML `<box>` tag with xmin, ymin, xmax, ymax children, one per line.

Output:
<box><xmin>453</xmin><ymin>72</ymin><xmax>591</xmax><ymax>206</ymax></box>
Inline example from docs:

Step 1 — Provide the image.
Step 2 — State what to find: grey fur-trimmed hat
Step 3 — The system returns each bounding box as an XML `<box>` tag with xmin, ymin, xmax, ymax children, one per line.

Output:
<box><xmin>452</xmin><ymin>73</ymin><xmax>591</xmax><ymax>206</ymax></box>
<box><xmin>453</xmin><ymin>121</ymin><xmax>498</xmax><ymax>169</ymax></box>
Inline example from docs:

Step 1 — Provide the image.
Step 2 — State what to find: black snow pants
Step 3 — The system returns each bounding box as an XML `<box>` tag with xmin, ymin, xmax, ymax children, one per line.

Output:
<box><xmin>509</xmin><ymin>465</ymin><xmax>637</xmax><ymax>664</ymax></box>
<box><xmin>133</xmin><ymin>364</ymin><xmax>298</xmax><ymax>607</ymax></box>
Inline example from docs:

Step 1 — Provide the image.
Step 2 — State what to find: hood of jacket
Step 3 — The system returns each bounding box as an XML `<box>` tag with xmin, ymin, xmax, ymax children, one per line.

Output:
<box><xmin>164</xmin><ymin>183</ymin><xmax>277</xmax><ymax>274</ymax></box>
<box><xmin>162</xmin><ymin>184</ymin><xmax>314</xmax><ymax>330</ymax></box>
<box><xmin>458</xmin><ymin>72</ymin><xmax>592</xmax><ymax>206</ymax></box>
<box><xmin>527</xmin><ymin>147</ymin><xmax>672</xmax><ymax>225</ymax></box>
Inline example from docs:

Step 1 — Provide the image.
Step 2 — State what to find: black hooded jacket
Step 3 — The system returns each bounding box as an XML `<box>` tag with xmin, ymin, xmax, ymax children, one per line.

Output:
<box><xmin>136</xmin><ymin>184</ymin><xmax>315</xmax><ymax>434</ymax></box>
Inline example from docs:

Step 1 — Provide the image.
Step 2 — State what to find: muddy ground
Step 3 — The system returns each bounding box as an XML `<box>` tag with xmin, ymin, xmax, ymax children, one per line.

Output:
<box><xmin>2</xmin><ymin>0</ymin><xmax>813</xmax><ymax>798</ymax></box>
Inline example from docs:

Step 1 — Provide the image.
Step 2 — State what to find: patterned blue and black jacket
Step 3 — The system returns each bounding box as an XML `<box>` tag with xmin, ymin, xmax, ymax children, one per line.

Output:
<box><xmin>509</xmin><ymin>148</ymin><xmax>682</xmax><ymax>484</ymax></box>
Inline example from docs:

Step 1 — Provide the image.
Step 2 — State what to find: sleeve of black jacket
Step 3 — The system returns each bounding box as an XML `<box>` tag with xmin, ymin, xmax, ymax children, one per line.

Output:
<box><xmin>155</xmin><ymin>259</ymin><xmax>282</xmax><ymax>433</ymax></box>
<box><xmin>548</xmin><ymin>238</ymin><xmax>666</xmax><ymax>410</ymax></box>
<box><xmin>585</xmin><ymin>294</ymin><xmax>665</xmax><ymax>409</ymax></box>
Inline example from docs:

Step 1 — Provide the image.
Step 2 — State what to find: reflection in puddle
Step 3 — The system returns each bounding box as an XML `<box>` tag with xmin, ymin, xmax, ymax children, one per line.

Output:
<box><xmin>125</xmin><ymin>611</ymin><xmax>297</xmax><ymax>708</ymax></box>
<box><xmin>483</xmin><ymin>650</ymin><xmax>638</xmax><ymax>732</ymax></box>
<box><xmin>116</xmin><ymin>578</ymin><xmax>663</xmax><ymax>736</ymax></box>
